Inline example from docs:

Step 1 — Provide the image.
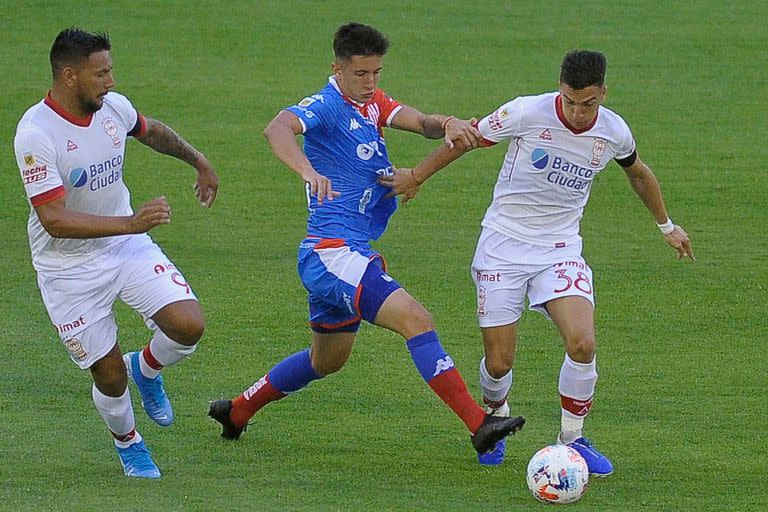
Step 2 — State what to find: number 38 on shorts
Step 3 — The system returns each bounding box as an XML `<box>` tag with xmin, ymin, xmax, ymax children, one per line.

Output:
<box><xmin>551</xmin><ymin>261</ymin><xmax>593</xmax><ymax>295</ymax></box>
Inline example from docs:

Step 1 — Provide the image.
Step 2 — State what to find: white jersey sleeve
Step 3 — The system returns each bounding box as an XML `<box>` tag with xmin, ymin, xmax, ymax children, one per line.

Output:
<box><xmin>14</xmin><ymin>123</ymin><xmax>66</xmax><ymax>207</ymax></box>
<box><xmin>107</xmin><ymin>92</ymin><xmax>143</xmax><ymax>137</ymax></box>
<box><xmin>612</xmin><ymin>115</ymin><xmax>636</xmax><ymax>161</ymax></box>
<box><xmin>476</xmin><ymin>97</ymin><xmax>526</xmax><ymax>144</ymax></box>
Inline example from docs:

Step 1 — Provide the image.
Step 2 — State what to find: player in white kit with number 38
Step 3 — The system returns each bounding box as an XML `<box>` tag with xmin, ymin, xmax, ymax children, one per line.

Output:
<box><xmin>380</xmin><ymin>50</ymin><xmax>695</xmax><ymax>474</ymax></box>
<box><xmin>13</xmin><ymin>28</ymin><xmax>219</xmax><ymax>478</ymax></box>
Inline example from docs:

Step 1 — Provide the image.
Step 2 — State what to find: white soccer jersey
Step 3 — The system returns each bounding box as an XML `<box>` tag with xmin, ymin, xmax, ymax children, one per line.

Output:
<box><xmin>13</xmin><ymin>92</ymin><xmax>147</xmax><ymax>272</ymax></box>
<box><xmin>476</xmin><ymin>91</ymin><xmax>636</xmax><ymax>247</ymax></box>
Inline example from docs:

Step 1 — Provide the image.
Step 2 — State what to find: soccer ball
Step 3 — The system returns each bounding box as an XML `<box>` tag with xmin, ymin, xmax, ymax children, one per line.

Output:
<box><xmin>526</xmin><ymin>444</ymin><xmax>589</xmax><ymax>504</ymax></box>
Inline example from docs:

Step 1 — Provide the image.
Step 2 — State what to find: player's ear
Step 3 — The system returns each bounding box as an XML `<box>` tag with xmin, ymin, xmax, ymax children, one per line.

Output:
<box><xmin>62</xmin><ymin>66</ymin><xmax>78</xmax><ymax>88</ymax></box>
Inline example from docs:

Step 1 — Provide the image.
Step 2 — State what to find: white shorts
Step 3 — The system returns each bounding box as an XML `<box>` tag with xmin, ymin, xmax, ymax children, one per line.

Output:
<box><xmin>471</xmin><ymin>228</ymin><xmax>595</xmax><ymax>328</ymax></box>
<box><xmin>37</xmin><ymin>234</ymin><xmax>198</xmax><ymax>369</ymax></box>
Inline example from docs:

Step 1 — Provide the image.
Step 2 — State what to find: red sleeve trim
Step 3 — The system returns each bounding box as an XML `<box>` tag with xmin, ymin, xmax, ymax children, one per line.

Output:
<box><xmin>470</xmin><ymin>120</ymin><xmax>497</xmax><ymax>147</ymax></box>
<box><xmin>128</xmin><ymin>112</ymin><xmax>148</xmax><ymax>138</ymax></box>
<box><xmin>30</xmin><ymin>185</ymin><xmax>66</xmax><ymax>207</ymax></box>
<box><xmin>374</xmin><ymin>89</ymin><xmax>401</xmax><ymax>128</ymax></box>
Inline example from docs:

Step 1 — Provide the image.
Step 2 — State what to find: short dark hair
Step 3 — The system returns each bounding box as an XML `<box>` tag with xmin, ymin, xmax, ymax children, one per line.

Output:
<box><xmin>333</xmin><ymin>22</ymin><xmax>390</xmax><ymax>60</ymax></box>
<box><xmin>559</xmin><ymin>50</ymin><xmax>607</xmax><ymax>89</ymax></box>
<box><xmin>50</xmin><ymin>28</ymin><xmax>111</xmax><ymax>78</ymax></box>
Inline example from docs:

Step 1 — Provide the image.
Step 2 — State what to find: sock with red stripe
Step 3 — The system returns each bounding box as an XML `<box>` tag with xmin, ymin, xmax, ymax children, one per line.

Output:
<box><xmin>231</xmin><ymin>349</ymin><xmax>321</xmax><ymax>427</ymax></box>
<box><xmin>92</xmin><ymin>384</ymin><xmax>139</xmax><ymax>447</ymax></box>
<box><xmin>558</xmin><ymin>354</ymin><xmax>597</xmax><ymax>443</ymax></box>
<box><xmin>406</xmin><ymin>331</ymin><xmax>486</xmax><ymax>433</ymax></box>
<box><xmin>139</xmin><ymin>329</ymin><xmax>197</xmax><ymax>379</ymax></box>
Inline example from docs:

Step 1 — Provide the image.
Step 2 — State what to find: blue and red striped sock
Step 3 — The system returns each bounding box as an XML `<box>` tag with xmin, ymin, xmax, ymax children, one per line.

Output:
<box><xmin>231</xmin><ymin>349</ymin><xmax>320</xmax><ymax>427</ymax></box>
<box><xmin>406</xmin><ymin>331</ymin><xmax>486</xmax><ymax>433</ymax></box>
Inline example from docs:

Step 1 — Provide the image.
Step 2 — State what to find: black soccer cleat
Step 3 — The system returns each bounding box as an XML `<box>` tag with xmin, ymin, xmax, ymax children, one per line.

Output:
<box><xmin>471</xmin><ymin>414</ymin><xmax>526</xmax><ymax>454</ymax></box>
<box><xmin>208</xmin><ymin>399</ymin><xmax>247</xmax><ymax>440</ymax></box>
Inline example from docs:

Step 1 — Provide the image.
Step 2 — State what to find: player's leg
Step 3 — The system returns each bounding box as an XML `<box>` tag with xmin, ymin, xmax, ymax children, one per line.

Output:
<box><xmin>373</xmin><ymin>287</ymin><xmax>524</xmax><ymax>453</ymax></box>
<box><xmin>476</xmin><ymin>323</ymin><xmax>518</xmax><ymax>465</ymax></box>
<box><xmin>85</xmin><ymin>318</ymin><xmax>160</xmax><ymax>479</ymax></box>
<box><xmin>211</xmin><ymin>330</ymin><xmax>356</xmax><ymax>439</ymax></box>
<box><xmin>118</xmin><ymin>237</ymin><xmax>205</xmax><ymax>426</ymax></box>
<box><xmin>210</xmin><ymin>237</ymin><xmax>362</xmax><ymax>439</ymax></box>
<box><xmin>545</xmin><ymin>295</ymin><xmax>613</xmax><ymax>476</ymax></box>
<box><xmin>470</xmin><ymin>228</ymin><xmax>530</xmax><ymax>464</ymax></box>
<box><xmin>37</xmin><ymin>265</ymin><xmax>160</xmax><ymax>479</ymax></box>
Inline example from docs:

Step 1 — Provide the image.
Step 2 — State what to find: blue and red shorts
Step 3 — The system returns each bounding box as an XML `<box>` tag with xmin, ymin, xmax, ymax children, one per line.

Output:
<box><xmin>297</xmin><ymin>237</ymin><xmax>402</xmax><ymax>333</ymax></box>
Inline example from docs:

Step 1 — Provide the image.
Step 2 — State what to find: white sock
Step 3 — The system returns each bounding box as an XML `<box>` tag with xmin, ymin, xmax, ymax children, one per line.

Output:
<box><xmin>558</xmin><ymin>354</ymin><xmax>597</xmax><ymax>443</ymax></box>
<box><xmin>140</xmin><ymin>329</ymin><xmax>197</xmax><ymax>378</ymax></box>
<box><xmin>479</xmin><ymin>357</ymin><xmax>513</xmax><ymax>410</ymax></box>
<box><xmin>91</xmin><ymin>384</ymin><xmax>137</xmax><ymax>447</ymax></box>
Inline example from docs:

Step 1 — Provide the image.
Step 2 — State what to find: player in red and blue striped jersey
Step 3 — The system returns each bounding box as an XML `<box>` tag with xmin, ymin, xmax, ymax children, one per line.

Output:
<box><xmin>209</xmin><ymin>22</ymin><xmax>525</xmax><ymax>455</ymax></box>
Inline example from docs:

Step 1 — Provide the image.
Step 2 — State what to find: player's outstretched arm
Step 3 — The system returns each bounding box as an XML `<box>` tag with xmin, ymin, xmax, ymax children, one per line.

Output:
<box><xmin>390</xmin><ymin>105</ymin><xmax>481</xmax><ymax>149</ymax></box>
<box><xmin>379</xmin><ymin>141</ymin><xmax>473</xmax><ymax>204</ymax></box>
<box><xmin>135</xmin><ymin>117</ymin><xmax>219</xmax><ymax>207</ymax></box>
<box><xmin>263</xmin><ymin>110</ymin><xmax>339</xmax><ymax>204</ymax></box>
<box><xmin>622</xmin><ymin>157</ymin><xmax>695</xmax><ymax>261</ymax></box>
<box><xmin>35</xmin><ymin>196</ymin><xmax>171</xmax><ymax>239</ymax></box>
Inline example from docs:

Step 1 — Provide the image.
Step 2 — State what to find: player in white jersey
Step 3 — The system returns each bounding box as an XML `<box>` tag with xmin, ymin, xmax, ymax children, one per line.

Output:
<box><xmin>380</xmin><ymin>50</ymin><xmax>694</xmax><ymax>474</ymax></box>
<box><xmin>13</xmin><ymin>28</ymin><xmax>219</xmax><ymax>479</ymax></box>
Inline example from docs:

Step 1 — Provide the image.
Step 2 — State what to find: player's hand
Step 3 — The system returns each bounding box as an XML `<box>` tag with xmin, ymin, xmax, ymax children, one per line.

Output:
<box><xmin>302</xmin><ymin>168</ymin><xmax>340</xmax><ymax>205</ymax></box>
<box><xmin>444</xmin><ymin>117</ymin><xmax>482</xmax><ymax>150</ymax></box>
<box><xmin>664</xmin><ymin>224</ymin><xmax>695</xmax><ymax>262</ymax></box>
<box><xmin>194</xmin><ymin>156</ymin><xmax>219</xmax><ymax>208</ymax></box>
<box><xmin>379</xmin><ymin>167</ymin><xmax>421</xmax><ymax>204</ymax></box>
<box><xmin>130</xmin><ymin>196</ymin><xmax>171</xmax><ymax>233</ymax></box>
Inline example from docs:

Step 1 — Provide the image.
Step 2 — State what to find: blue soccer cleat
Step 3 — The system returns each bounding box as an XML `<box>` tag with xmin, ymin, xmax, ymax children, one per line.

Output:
<box><xmin>566</xmin><ymin>437</ymin><xmax>614</xmax><ymax>477</ymax></box>
<box><xmin>124</xmin><ymin>351</ymin><xmax>174</xmax><ymax>426</ymax></box>
<box><xmin>477</xmin><ymin>438</ymin><xmax>506</xmax><ymax>466</ymax></box>
<box><xmin>115</xmin><ymin>440</ymin><xmax>161</xmax><ymax>479</ymax></box>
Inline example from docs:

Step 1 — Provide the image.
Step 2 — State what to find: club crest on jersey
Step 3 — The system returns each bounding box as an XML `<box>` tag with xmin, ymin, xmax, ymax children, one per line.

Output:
<box><xmin>23</xmin><ymin>153</ymin><xmax>35</xmax><ymax>166</ymax></box>
<box><xmin>590</xmin><ymin>138</ymin><xmax>607</xmax><ymax>167</ymax></box>
<box><xmin>102</xmin><ymin>118</ymin><xmax>121</xmax><ymax>147</ymax></box>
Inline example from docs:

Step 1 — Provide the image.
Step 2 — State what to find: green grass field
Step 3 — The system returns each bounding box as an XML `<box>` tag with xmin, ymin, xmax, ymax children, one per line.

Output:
<box><xmin>1</xmin><ymin>1</ymin><xmax>766</xmax><ymax>510</ymax></box>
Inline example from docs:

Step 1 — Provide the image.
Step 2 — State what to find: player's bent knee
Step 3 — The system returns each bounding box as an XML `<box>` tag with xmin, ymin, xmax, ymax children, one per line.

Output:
<box><xmin>566</xmin><ymin>337</ymin><xmax>596</xmax><ymax>363</ymax></box>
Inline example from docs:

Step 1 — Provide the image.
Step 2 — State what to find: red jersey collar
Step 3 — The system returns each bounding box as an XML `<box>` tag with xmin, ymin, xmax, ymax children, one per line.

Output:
<box><xmin>555</xmin><ymin>94</ymin><xmax>598</xmax><ymax>134</ymax></box>
<box><xmin>44</xmin><ymin>91</ymin><xmax>94</xmax><ymax>127</ymax></box>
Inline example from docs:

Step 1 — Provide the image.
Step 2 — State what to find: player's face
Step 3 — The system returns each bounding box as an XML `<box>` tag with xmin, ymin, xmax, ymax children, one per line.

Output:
<box><xmin>73</xmin><ymin>50</ymin><xmax>115</xmax><ymax>113</ymax></box>
<box><xmin>558</xmin><ymin>83</ymin><xmax>606</xmax><ymax>130</ymax></box>
<box><xmin>333</xmin><ymin>55</ymin><xmax>383</xmax><ymax>103</ymax></box>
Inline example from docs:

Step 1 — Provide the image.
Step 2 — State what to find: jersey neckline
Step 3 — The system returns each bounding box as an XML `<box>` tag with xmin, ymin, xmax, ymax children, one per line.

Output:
<box><xmin>44</xmin><ymin>91</ymin><xmax>94</xmax><ymax>127</ymax></box>
<box><xmin>554</xmin><ymin>94</ymin><xmax>598</xmax><ymax>134</ymax></box>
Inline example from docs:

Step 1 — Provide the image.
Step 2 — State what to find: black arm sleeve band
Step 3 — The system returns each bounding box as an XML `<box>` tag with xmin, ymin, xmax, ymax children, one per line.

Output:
<box><xmin>614</xmin><ymin>149</ymin><xmax>637</xmax><ymax>168</ymax></box>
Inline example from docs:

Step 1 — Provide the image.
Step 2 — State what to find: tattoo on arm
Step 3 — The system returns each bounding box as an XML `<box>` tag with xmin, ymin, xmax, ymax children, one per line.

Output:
<box><xmin>137</xmin><ymin>117</ymin><xmax>201</xmax><ymax>166</ymax></box>
<box><xmin>421</xmin><ymin>115</ymin><xmax>445</xmax><ymax>139</ymax></box>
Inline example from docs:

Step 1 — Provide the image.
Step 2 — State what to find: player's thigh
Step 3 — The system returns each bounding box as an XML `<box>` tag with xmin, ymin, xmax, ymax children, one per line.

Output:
<box><xmin>310</xmin><ymin>331</ymin><xmax>357</xmax><ymax>375</ymax></box>
<box><xmin>117</xmin><ymin>236</ymin><xmax>199</xmax><ymax>328</ymax></box>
